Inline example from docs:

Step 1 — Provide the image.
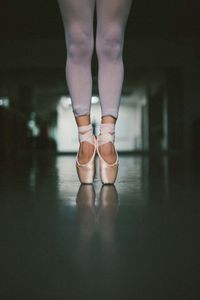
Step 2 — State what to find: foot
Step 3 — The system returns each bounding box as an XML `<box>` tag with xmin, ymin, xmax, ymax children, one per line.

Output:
<box><xmin>97</xmin><ymin>123</ymin><xmax>119</xmax><ymax>184</ymax></box>
<box><xmin>76</xmin><ymin>124</ymin><xmax>96</xmax><ymax>184</ymax></box>
<box><xmin>77</xmin><ymin>124</ymin><xmax>96</xmax><ymax>164</ymax></box>
<box><xmin>78</xmin><ymin>142</ymin><xmax>95</xmax><ymax>164</ymax></box>
<box><xmin>97</xmin><ymin>123</ymin><xmax>118</xmax><ymax>165</ymax></box>
<box><xmin>98</xmin><ymin>142</ymin><xmax>117</xmax><ymax>164</ymax></box>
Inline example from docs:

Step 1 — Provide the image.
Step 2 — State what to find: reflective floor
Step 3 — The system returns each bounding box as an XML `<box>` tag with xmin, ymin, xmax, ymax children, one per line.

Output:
<box><xmin>0</xmin><ymin>153</ymin><xmax>200</xmax><ymax>300</ymax></box>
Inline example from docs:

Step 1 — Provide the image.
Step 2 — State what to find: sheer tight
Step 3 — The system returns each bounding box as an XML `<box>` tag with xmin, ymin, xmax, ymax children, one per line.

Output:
<box><xmin>57</xmin><ymin>0</ymin><xmax>133</xmax><ymax>119</ymax></box>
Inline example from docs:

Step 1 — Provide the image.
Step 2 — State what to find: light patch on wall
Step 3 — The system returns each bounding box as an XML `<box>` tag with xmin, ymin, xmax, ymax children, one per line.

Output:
<box><xmin>60</xmin><ymin>96</ymin><xmax>71</xmax><ymax>109</ymax></box>
<box><xmin>0</xmin><ymin>97</ymin><xmax>10</xmax><ymax>108</ymax></box>
<box><xmin>55</xmin><ymin>94</ymin><xmax>145</xmax><ymax>152</ymax></box>
<box><xmin>59</xmin><ymin>95</ymin><xmax>99</xmax><ymax>109</ymax></box>
<box><xmin>27</xmin><ymin>111</ymin><xmax>40</xmax><ymax>137</ymax></box>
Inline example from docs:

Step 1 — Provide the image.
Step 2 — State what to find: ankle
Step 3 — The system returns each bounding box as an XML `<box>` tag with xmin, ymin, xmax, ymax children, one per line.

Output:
<box><xmin>98</xmin><ymin>123</ymin><xmax>116</xmax><ymax>146</ymax></box>
<box><xmin>78</xmin><ymin>141</ymin><xmax>95</xmax><ymax>164</ymax></box>
<box><xmin>78</xmin><ymin>124</ymin><xmax>94</xmax><ymax>145</ymax></box>
<box><xmin>99</xmin><ymin>143</ymin><xmax>117</xmax><ymax>164</ymax></box>
<box><xmin>99</xmin><ymin>144</ymin><xmax>116</xmax><ymax>161</ymax></box>
<box><xmin>101</xmin><ymin>116</ymin><xmax>116</xmax><ymax>124</ymax></box>
<box><xmin>79</xmin><ymin>141</ymin><xmax>95</xmax><ymax>153</ymax></box>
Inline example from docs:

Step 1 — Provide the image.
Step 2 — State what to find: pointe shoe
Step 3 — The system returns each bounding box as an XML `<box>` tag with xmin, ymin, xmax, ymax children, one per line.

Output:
<box><xmin>97</xmin><ymin>123</ymin><xmax>119</xmax><ymax>185</ymax></box>
<box><xmin>76</xmin><ymin>124</ymin><xmax>97</xmax><ymax>184</ymax></box>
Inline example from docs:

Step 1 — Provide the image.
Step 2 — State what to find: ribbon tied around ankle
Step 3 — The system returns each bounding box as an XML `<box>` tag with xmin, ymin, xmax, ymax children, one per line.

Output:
<box><xmin>78</xmin><ymin>124</ymin><xmax>94</xmax><ymax>145</ymax></box>
<box><xmin>98</xmin><ymin>123</ymin><xmax>115</xmax><ymax>146</ymax></box>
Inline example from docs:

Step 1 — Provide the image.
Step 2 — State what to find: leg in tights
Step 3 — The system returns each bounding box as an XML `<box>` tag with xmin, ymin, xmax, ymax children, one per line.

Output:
<box><xmin>96</xmin><ymin>0</ymin><xmax>133</xmax><ymax>119</ymax></box>
<box><xmin>57</xmin><ymin>0</ymin><xmax>133</xmax><ymax>165</ymax></box>
<box><xmin>57</xmin><ymin>0</ymin><xmax>95</xmax><ymax>117</ymax></box>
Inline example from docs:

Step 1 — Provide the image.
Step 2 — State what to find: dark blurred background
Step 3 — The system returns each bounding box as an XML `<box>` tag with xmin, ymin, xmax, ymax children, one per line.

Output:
<box><xmin>0</xmin><ymin>0</ymin><xmax>200</xmax><ymax>158</ymax></box>
<box><xmin>1</xmin><ymin>2</ymin><xmax>200</xmax><ymax>299</ymax></box>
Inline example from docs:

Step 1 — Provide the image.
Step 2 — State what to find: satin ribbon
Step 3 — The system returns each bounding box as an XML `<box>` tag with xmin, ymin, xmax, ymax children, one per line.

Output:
<box><xmin>98</xmin><ymin>123</ymin><xmax>115</xmax><ymax>146</ymax></box>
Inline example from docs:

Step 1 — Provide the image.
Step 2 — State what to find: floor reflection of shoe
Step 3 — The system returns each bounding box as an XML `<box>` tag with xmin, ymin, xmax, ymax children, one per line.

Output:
<box><xmin>76</xmin><ymin>184</ymin><xmax>95</xmax><ymax>207</ymax></box>
<box><xmin>76</xmin><ymin>124</ymin><xmax>97</xmax><ymax>184</ymax></box>
<box><xmin>99</xmin><ymin>185</ymin><xmax>119</xmax><ymax>210</ymax></box>
<box><xmin>76</xmin><ymin>184</ymin><xmax>96</xmax><ymax>240</ymax></box>
<box><xmin>97</xmin><ymin>185</ymin><xmax>119</xmax><ymax>234</ymax></box>
<box><xmin>97</xmin><ymin>124</ymin><xmax>119</xmax><ymax>185</ymax></box>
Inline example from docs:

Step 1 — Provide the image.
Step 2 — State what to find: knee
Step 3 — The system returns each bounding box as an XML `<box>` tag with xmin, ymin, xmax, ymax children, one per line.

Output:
<box><xmin>96</xmin><ymin>27</ymin><xmax>124</xmax><ymax>61</ymax></box>
<box><xmin>72</xmin><ymin>104</ymin><xmax>90</xmax><ymax>117</ymax></box>
<box><xmin>66</xmin><ymin>26</ymin><xmax>94</xmax><ymax>63</ymax></box>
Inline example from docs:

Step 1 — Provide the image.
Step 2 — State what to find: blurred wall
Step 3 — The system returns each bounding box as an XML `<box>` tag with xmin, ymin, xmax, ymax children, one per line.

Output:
<box><xmin>0</xmin><ymin>30</ymin><xmax>199</xmax><ymax>155</ymax></box>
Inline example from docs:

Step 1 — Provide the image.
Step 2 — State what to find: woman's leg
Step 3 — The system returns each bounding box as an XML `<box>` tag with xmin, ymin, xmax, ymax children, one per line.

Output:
<box><xmin>95</xmin><ymin>0</ymin><xmax>133</xmax><ymax>163</ymax></box>
<box><xmin>57</xmin><ymin>0</ymin><xmax>96</xmax><ymax>163</ymax></box>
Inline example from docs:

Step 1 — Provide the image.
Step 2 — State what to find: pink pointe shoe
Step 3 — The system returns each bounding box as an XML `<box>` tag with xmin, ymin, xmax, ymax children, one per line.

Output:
<box><xmin>76</xmin><ymin>124</ymin><xmax>97</xmax><ymax>184</ymax></box>
<box><xmin>97</xmin><ymin>123</ymin><xmax>119</xmax><ymax>185</ymax></box>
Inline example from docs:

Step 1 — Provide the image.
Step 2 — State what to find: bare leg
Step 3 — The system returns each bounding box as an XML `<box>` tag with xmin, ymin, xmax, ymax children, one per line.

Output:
<box><xmin>96</xmin><ymin>0</ymin><xmax>133</xmax><ymax>163</ymax></box>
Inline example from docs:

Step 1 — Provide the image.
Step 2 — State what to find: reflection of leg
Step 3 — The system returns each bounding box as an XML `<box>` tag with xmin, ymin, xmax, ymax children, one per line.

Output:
<box><xmin>97</xmin><ymin>185</ymin><xmax>119</xmax><ymax>240</ymax></box>
<box><xmin>97</xmin><ymin>185</ymin><xmax>120</xmax><ymax>296</ymax></box>
<box><xmin>75</xmin><ymin>184</ymin><xmax>96</xmax><ymax>293</ymax></box>
<box><xmin>76</xmin><ymin>184</ymin><xmax>96</xmax><ymax>241</ymax></box>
